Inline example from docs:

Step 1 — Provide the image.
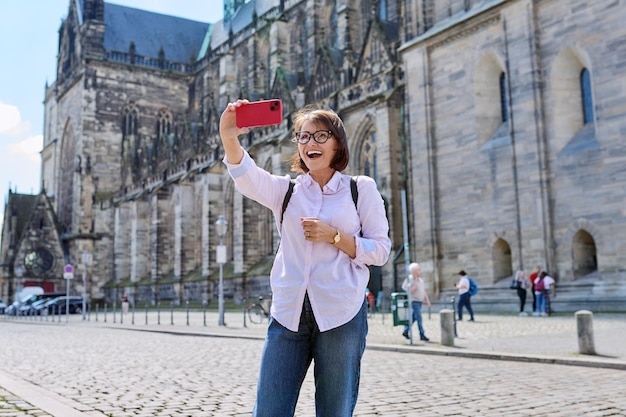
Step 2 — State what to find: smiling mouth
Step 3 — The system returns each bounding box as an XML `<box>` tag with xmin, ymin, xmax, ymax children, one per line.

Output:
<box><xmin>306</xmin><ymin>150</ymin><xmax>323</xmax><ymax>158</ymax></box>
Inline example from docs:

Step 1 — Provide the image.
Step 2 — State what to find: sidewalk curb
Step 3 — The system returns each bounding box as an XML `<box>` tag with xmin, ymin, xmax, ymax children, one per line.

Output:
<box><xmin>105</xmin><ymin>325</ymin><xmax>626</xmax><ymax>371</ymax></box>
<box><xmin>366</xmin><ymin>343</ymin><xmax>626</xmax><ymax>371</ymax></box>
<box><xmin>0</xmin><ymin>369</ymin><xmax>107</xmax><ymax>416</ymax></box>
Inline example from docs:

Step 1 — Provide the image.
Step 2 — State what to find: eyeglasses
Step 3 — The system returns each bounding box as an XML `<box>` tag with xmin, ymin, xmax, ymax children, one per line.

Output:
<box><xmin>292</xmin><ymin>130</ymin><xmax>333</xmax><ymax>144</ymax></box>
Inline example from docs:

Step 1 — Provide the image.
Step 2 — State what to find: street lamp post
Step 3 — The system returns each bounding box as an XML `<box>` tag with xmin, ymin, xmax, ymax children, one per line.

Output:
<box><xmin>215</xmin><ymin>215</ymin><xmax>228</xmax><ymax>326</ymax></box>
<box><xmin>82</xmin><ymin>251</ymin><xmax>91</xmax><ymax>321</ymax></box>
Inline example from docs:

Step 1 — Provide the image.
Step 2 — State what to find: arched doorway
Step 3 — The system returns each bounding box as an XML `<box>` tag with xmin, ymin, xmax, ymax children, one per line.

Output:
<box><xmin>572</xmin><ymin>229</ymin><xmax>597</xmax><ymax>278</ymax></box>
<box><xmin>493</xmin><ymin>238</ymin><xmax>513</xmax><ymax>281</ymax></box>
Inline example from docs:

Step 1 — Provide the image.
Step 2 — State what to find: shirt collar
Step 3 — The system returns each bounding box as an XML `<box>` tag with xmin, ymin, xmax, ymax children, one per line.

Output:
<box><xmin>303</xmin><ymin>170</ymin><xmax>343</xmax><ymax>194</ymax></box>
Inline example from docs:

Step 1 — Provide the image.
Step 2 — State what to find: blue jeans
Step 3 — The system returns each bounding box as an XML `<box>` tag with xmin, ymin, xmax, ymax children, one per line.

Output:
<box><xmin>536</xmin><ymin>292</ymin><xmax>546</xmax><ymax>313</ymax></box>
<box><xmin>457</xmin><ymin>293</ymin><xmax>474</xmax><ymax>320</ymax></box>
<box><xmin>403</xmin><ymin>301</ymin><xmax>426</xmax><ymax>338</ymax></box>
<box><xmin>253</xmin><ymin>295</ymin><xmax>368</xmax><ymax>417</ymax></box>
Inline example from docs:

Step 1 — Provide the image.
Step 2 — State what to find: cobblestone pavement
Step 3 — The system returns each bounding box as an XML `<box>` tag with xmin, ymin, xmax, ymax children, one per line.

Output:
<box><xmin>0</xmin><ymin>310</ymin><xmax>625</xmax><ymax>416</ymax></box>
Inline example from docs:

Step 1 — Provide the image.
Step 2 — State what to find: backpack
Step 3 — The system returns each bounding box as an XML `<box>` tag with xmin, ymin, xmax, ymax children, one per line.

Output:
<box><xmin>468</xmin><ymin>278</ymin><xmax>478</xmax><ymax>296</ymax></box>
<box><xmin>534</xmin><ymin>278</ymin><xmax>545</xmax><ymax>292</ymax></box>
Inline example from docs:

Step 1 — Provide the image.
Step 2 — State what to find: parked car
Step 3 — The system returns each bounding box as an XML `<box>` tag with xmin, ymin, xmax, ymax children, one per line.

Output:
<box><xmin>40</xmin><ymin>296</ymin><xmax>85</xmax><ymax>315</ymax></box>
<box><xmin>22</xmin><ymin>298</ymin><xmax>51</xmax><ymax>316</ymax></box>
<box><xmin>13</xmin><ymin>292</ymin><xmax>66</xmax><ymax>316</ymax></box>
<box><xmin>4</xmin><ymin>301</ymin><xmax>18</xmax><ymax>316</ymax></box>
<box><xmin>0</xmin><ymin>299</ymin><xmax>7</xmax><ymax>314</ymax></box>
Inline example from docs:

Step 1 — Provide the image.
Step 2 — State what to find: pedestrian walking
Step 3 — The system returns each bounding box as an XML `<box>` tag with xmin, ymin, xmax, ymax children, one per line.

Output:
<box><xmin>121</xmin><ymin>293</ymin><xmax>129</xmax><ymax>315</ymax></box>
<box><xmin>401</xmin><ymin>262</ymin><xmax>431</xmax><ymax>341</ymax></box>
<box><xmin>219</xmin><ymin>100</ymin><xmax>391</xmax><ymax>417</ymax></box>
<box><xmin>456</xmin><ymin>270</ymin><xmax>475</xmax><ymax>321</ymax></box>
<box><xmin>512</xmin><ymin>270</ymin><xmax>529</xmax><ymax>316</ymax></box>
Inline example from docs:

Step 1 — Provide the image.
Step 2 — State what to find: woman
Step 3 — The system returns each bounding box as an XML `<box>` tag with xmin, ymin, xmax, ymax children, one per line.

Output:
<box><xmin>220</xmin><ymin>100</ymin><xmax>391</xmax><ymax>417</ymax></box>
<box><xmin>514</xmin><ymin>270</ymin><xmax>528</xmax><ymax>316</ymax></box>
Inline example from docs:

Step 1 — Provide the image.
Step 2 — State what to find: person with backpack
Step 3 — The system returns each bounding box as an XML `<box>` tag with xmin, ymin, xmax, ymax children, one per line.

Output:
<box><xmin>219</xmin><ymin>100</ymin><xmax>391</xmax><ymax>417</ymax></box>
<box><xmin>528</xmin><ymin>265</ymin><xmax>541</xmax><ymax>314</ymax></box>
<box><xmin>534</xmin><ymin>271</ymin><xmax>555</xmax><ymax>316</ymax></box>
<box><xmin>455</xmin><ymin>270</ymin><xmax>475</xmax><ymax>321</ymax></box>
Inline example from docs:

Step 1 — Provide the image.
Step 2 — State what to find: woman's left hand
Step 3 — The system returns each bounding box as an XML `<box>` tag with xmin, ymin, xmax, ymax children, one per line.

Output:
<box><xmin>300</xmin><ymin>217</ymin><xmax>336</xmax><ymax>244</ymax></box>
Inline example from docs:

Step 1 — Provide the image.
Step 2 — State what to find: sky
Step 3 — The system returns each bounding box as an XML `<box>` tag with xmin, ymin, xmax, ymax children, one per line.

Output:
<box><xmin>0</xmin><ymin>0</ymin><xmax>224</xmax><ymax>220</ymax></box>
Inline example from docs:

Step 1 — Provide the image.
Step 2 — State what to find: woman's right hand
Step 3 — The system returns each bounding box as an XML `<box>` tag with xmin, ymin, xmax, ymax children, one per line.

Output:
<box><xmin>219</xmin><ymin>100</ymin><xmax>250</xmax><ymax>164</ymax></box>
<box><xmin>219</xmin><ymin>100</ymin><xmax>250</xmax><ymax>140</ymax></box>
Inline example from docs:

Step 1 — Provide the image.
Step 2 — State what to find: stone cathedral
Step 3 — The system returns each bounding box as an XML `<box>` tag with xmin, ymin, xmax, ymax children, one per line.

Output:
<box><xmin>1</xmin><ymin>0</ymin><xmax>625</xmax><ymax>313</ymax></box>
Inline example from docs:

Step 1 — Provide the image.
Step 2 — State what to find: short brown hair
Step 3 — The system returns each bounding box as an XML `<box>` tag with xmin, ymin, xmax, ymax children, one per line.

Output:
<box><xmin>290</xmin><ymin>106</ymin><xmax>349</xmax><ymax>173</ymax></box>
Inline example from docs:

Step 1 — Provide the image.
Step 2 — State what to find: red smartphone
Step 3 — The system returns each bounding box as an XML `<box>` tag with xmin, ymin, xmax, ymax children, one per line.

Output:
<box><xmin>236</xmin><ymin>99</ymin><xmax>283</xmax><ymax>128</ymax></box>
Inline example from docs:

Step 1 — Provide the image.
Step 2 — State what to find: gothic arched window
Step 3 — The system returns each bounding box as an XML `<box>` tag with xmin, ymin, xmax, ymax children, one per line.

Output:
<box><xmin>122</xmin><ymin>104</ymin><xmax>138</xmax><ymax>138</ymax></box>
<box><xmin>499</xmin><ymin>72</ymin><xmax>509</xmax><ymax>123</ymax></box>
<box><xmin>330</xmin><ymin>3</ymin><xmax>339</xmax><ymax>48</ymax></box>
<box><xmin>156</xmin><ymin>109</ymin><xmax>172</xmax><ymax>141</ymax></box>
<box><xmin>303</xmin><ymin>19</ymin><xmax>311</xmax><ymax>80</ymax></box>
<box><xmin>361</xmin><ymin>130</ymin><xmax>378</xmax><ymax>182</ymax></box>
<box><xmin>379</xmin><ymin>0</ymin><xmax>388</xmax><ymax>20</ymax></box>
<box><xmin>580</xmin><ymin>68</ymin><xmax>594</xmax><ymax>124</ymax></box>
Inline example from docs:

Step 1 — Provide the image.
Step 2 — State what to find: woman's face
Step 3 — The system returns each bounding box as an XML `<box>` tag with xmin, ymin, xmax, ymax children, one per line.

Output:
<box><xmin>297</xmin><ymin>120</ymin><xmax>337</xmax><ymax>172</ymax></box>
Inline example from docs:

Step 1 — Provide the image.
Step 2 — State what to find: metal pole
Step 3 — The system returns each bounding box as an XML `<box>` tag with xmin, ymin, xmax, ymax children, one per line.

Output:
<box><xmin>65</xmin><ymin>276</ymin><xmax>70</xmax><ymax>323</ymax></box>
<box><xmin>401</xmin><ymin>190</ymin><xmax>413</xmax><ymax>345</ymax></box>
<box><xmin>451</xmin><ymin>296</ymin><xmax>458</xmax><ymax>337</ymax></box>
<box><xmin>215</xmin><ymin>215</ymin><xmax>227</xmax><ymax>327</ymax></box>
<box><xmin>218</xmin><ymin>260</ymin><xmax>224</xmax><ymax>326</ymax></box>
<box><xmin>243</xmin><ymin>298</ymin><xmax>247</xmax><ymax>328</ymax></box>
<box><xmin>82</xmin><ymin>251</ymin><xmax>89</xmax><ymax>321</ymax></box>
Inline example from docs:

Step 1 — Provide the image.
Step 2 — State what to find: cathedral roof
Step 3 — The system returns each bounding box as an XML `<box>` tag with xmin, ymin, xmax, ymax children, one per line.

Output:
<box><xmin>103</xmin><ymin>3</ymin><xmax>210</xmax><ymax>64</ymax></box>
<box><xmin>4</xmin><ymin>192</ymin><xmax>37</xmax><ymax>244</ymax></box>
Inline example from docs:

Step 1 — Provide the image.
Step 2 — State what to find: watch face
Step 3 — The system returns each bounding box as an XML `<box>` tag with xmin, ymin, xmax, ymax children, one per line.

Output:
<box><xmin>24</xmin><ymin>248</ymin><xmax>55</xmax><ymax>275</ymax></box>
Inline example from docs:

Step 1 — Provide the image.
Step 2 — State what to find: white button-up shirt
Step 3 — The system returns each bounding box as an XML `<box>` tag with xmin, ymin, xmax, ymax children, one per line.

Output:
<box><xmin>224</xmin><ymin>149</ymin><xmax>391</xmax><ymax>332</ymax></box>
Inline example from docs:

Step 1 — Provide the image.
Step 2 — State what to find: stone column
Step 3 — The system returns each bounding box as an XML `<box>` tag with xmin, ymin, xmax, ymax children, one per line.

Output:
<box><xmin>440</xmin><ymin>309</ymin><xmax>455</xmax><ymax>347</ymax></box>
<box><xmin>575</xmin><ymin>310</ymin><xmax>596</xmax><ymax>355</ymax></box>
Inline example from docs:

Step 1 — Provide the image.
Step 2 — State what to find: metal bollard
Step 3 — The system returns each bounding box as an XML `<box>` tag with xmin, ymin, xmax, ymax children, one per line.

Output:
<box><xmin>95</xmin><ymin>304</ymin><xmax>99</xmax><ymax>322</ymax></box>
<box><xmin>170</xmin><ymin>302</ymin><xmax>174</xmax><ymax>325</ymax></box>
<box><xmin>243</xmin><ymin>298</ymin><xmax>247</xmax><ymax>328</ymax></box>
<box><xmin>576</xmin><ymin>310</ymin><xmax>596</xmax><ymax>355</ymax></box>
<box><xmin>104</xmin><ymin>303</ymin><xmax>108</xmax><ymax>323</ymax></box>
<box><xmin>186</xmin><ymin>300</ymin><xmax>190</xmax><ymax>326</ymax></box>
<box><xmin>131</xmin><ymin>302</ymin><xmax>135</xmax><ymax>325</ymax></box>
<box><xmin>157</xmin><ymin>302</ymin><xmax>161</xmax><ymax>325</ymax></box>
<box><xmin>145</xmin><ymin>304</ymin><xmax>149</xmax><ymax>325</ymax></box>
<box><xmin>113</xmin><ymin>302</ymin><xmax>117</xmax><ymax>324</ymax></box>
<box><xmin>120</xmin><ymin>302</ymin><xmax>123</xmax><ymax>324</ymax></box>
<box><xmin>451</xmin><ymin>296</ymin><xmax>458</xmax><ymax>337</ymax></box>
<box><xmin>203</xmin><ymin>301</ymin><xmax>207</xmax><ymax>327</ymax></box>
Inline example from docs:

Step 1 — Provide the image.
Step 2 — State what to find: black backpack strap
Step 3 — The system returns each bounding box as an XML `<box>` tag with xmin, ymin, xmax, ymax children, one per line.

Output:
<box><xmin>350</xmin><ymin>176</ymin><xmax>359</xmax><ymax>206</ymax></box>
<box><xmin>280</xmin><ymin>180</ymin><xmax>296</xmax><ymax>228</ymax></box>
<box><xmin>351</xmin><ymin>176</ymin><xmax>363</xmax><ymax>237</ymax></box>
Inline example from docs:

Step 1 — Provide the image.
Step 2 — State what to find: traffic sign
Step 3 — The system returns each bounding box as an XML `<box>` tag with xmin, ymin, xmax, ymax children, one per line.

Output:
<box><xmin>63</xmin><ymin>264</ymin><xmax>74</xmax><ymax>280</ymax></box>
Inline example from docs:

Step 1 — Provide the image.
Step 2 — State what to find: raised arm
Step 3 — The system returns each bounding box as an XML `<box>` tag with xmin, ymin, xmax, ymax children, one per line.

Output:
<box><xmin>219</xmin><ymin>100</ymin><xmax>250</xmax><ymax>164</ymax></box>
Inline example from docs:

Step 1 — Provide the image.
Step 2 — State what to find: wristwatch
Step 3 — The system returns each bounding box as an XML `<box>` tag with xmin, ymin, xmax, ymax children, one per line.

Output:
<box><xmin>332</xmin><ymin>230</ymin><xmax>341</xmax><ymax>245</ymax></box>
